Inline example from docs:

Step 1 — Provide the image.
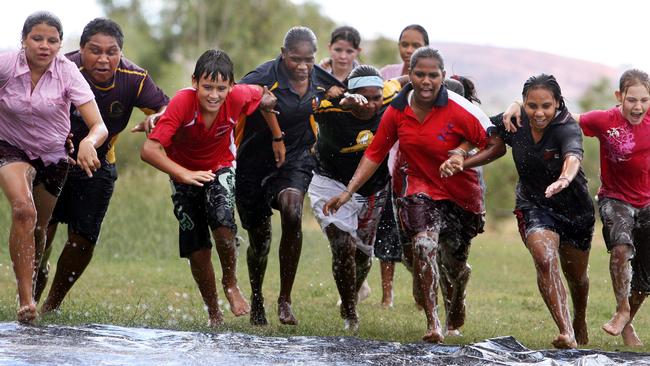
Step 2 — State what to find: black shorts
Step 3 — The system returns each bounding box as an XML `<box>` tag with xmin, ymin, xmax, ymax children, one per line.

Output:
<box><xmin>374</xmin><ymin>187</ymin><xmax>401</xmax><ymax>262</ymax></box>
<box><xmin>514</xmin><ymin>205</ymin><xmax>594</xmax><ymax>251</ymax></box>
<box><xmin>599</xmin><ymin>197</ymin><xmax>650</xmax><ymax>292</ymax></box>
<box><xmin>236</xmin><ymin>149</ymin><xmax>315</xmax><ymax>230</ymax></box>
<box><xmin>0</xmin><ymin>140</ymin><xmax>69</xmax><ymax>197</ymax></box>
<box><xmin>396</xmin><ymin>194</ymin><xmax>484</xmax><ymax>262</ymax></box>
<box><xmin>50</xmin><ymin>164</ymin><xmax>118</xmax><ymax>244</ymax></box>
<box><xmin>172</xmin><ymin>167</ymin><xmax>237</xmax><ymax>258</ymax></box>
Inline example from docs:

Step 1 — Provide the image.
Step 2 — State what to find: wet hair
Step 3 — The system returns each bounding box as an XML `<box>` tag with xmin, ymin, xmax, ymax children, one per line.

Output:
<box><xmin>451</xmin><ymin>75</ymin><xmax>481</xmax><ymax>104</ymax></box>
<box><xmin>21</xmin><ymin>11</ymin><xmax>63</xmax><ymax>41</ymax></box>
<box><xmin>347</xmin><ymin>65</ymin><xmax>382</xmax><ymax>93</ymax></box>
<box><xmin>80</xmin><ymin>18</ymin><xmax>124</xmax><ymax>49</ymax></box>
<box><xmin>619</xmin><ymin>69</ymin><xmax>650</xmax><ymax>94</ymax></box>
<box><xmin>283</xmin><ymin>26</ymin><xmax>318</xmax><ymax>53</ymax></box>
<box><xmin>329</xmin><ymin>26</ymin><xmax>361</xmax><ymax>49</ymax></box>
<box><xmin>444</xmin><ymin>78</ymin><xmax>465</xmax><ymax>96</ymax></box>
<box><xmin>192</xmin><ymin>49</ymin><xmax>234</xmax><ymax>84</ymax></box>
<box><xmin>398</xmin><ymin>24</ymin><xmax>429</xmax><ymax>46</ymax></box>
<box><xmin>409</xmin><ymin>47</ymin><xmax>444</xmax><ymax>71</ymax></box>
<box><xmin>522</xmin><ymin>73</ymin><xmax>565</xmax><ymax>110</ymax></box>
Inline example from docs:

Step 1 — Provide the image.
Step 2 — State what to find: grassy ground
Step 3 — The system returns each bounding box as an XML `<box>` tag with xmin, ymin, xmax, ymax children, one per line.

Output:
<box><xmin>0</xmin><ymin>163</ymin><xmax>647</xmax><ymax>352</ymax></box>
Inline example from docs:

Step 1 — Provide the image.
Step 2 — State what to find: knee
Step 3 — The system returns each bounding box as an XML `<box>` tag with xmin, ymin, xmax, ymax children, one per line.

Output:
<box><xmin>413</xmin><ymin>235</ymin><xmax>438</xmax><ymax>260</ymax></box>
<box><xmin>248</xmin><ymin>236</ymin><xmax>271</xmax><ymax>258</ymax></box>
<box><xmin>534</xmin><ymin>255</ymin><xmax>554</xmax><ymax>275</ymax></box>
<box><xmin>280</xmin><ymin>205</ymin><xmax>302</xmax><ymax>231</ymax></box>
<box><xmin>11</xmin><ymin>200</ymin><xmax>36</xmax><ymax>229</ymax></box>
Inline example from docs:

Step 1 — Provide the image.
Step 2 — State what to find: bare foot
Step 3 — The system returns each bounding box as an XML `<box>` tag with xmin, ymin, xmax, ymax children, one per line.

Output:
<box><xmin>344</xmin><ymin>317</ymin><xmax>359</xmax><ymax>332</ymax></box>
<box><xmin>602</xmin><ymin>311</ymin><xmax>630</xmax><ymax>336</ymax></box>
<box><xmin>39</xmin><ymin>302</ymin><xmax>57</xmax><ymax>316</ymax></box>
<box><xmin>422</xmin><ymin>327</ymin><xmax>444</xmax><ymax>343</ymax></box>
<box><xmin>446</xmin><ymin>328</ymin><xmax>462</xmax><ymax>337</ymax></box>
<box><xmin>278</xmin><ymin>301</ymin><xmax>298</xmax><ymax>325</ymax></box>
<box><xmin>622</xmin><ymin>323</ymin><xmax>643</xmax><ymax>347</ymax></box>
<box><xmin>17</xmin><ymin>304</ymin><xmax>37</xmax><ymax>325</ymax></box>
<box><xmin>250</xmin><ymin>296</ymin><xmax>267</xmax><ymax>326</ymax></box>
<box><xmin>573</xmin><ymin>318</ymin><xmax>589</xmax><ymax>345</ymax></box>
<box><xmin>552</xmin><ymin>334</ymin><xmax>577</xmax><ymax>349</ymax></box>
<box><xmin>224</xmin><ymin>285</ymin><xmax>250</xmax><ymax>316</ymax></box>
<box><xmin>381</xmin><ymin>290</ymin><xmax>393</xmax><ymax>309</ymax></box>
<box><xmin>207</xmin><ymin>311</ymin><xmax>224</xmax><ymax>328</ymax></box>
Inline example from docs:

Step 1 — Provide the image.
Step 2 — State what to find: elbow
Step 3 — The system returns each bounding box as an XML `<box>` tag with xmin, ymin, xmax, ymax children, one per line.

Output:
<box><xmin>140</xmin><ymin>141</ymin><xmax>153</xmax><ymax>164</ymax></box>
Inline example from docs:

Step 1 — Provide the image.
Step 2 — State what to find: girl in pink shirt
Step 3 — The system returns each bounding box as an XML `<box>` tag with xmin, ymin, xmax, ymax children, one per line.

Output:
<box><xmin>0</xmin><ymin>11</ymin><xmax>107</xmax><ymax>324</ymax></box>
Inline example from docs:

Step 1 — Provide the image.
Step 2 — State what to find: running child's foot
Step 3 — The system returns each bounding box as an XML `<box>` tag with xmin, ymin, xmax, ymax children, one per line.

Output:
<box><xmin>357</xmin><ymin>280</ymin><xmax>371</xmax><ymax>303</ymax></box>
<box><xmin>207</xmin><ymin>310</ymin><xmax>224</xmax><ymax>328</ymax></box>
<box><xmin>422</xmin><ymin>327</ymin><xmax>444</xmax><ymax>343</ymax></box>
<box><xmin>224</xmin><ymin>285</ymin><xmax>250</xmax><ymax>316</ymax></box>
<box><xmin>552</xmin><ymin>333</ymin><xmax>577</xmax><ymax>349</ymax></box>
<box><xmin>17</xmin><ymin>304</ymin><xmax>37</xmax><ymax>325</ymax></box>
<box><xmin>602</xmin><ymin>311</ymin><xmax>630</xmax><ymax>336</ymax></box>
<box><xmin>278</xmin><ymin>301</ymin><xmax>298</xmax><ymax>325</ymax></box>
<box><xmin>250</xmin><ymin>295</ymin><xmax>267</xmax><ymax>326</ymax></box>
<box><xmin>573</xmin><ymin>318</ymin><xmax>589</xmax><ymax>345</ymax></box>
<box><xmin>622</xmin><ymin>323</ymin><xmax>643</xmax><ymax>347</ymax></box>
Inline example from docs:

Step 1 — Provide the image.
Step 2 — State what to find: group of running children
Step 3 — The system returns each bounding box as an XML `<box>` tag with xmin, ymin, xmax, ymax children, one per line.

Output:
<box><xmin>1</xmin><ymin>12</ymin><xmax>649</xmax><ymax>350</ymax></box>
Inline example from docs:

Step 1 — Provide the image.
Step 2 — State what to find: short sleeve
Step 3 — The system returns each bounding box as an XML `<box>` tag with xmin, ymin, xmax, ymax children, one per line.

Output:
<box><xmin>558</xmin><ymin>120</ymin><xmax>584</xmax><ymax>160</ymax></box>
<box><xmin>488</xmin><ymin>113</ymin><xmax>513</xmax><ymax>146</ymax></box>
<box><xmin>232</xmin><ymin>84</ymin><xmax>263</xmax><ymax>116</ymax></box>
<box><xmin>148</xmin><ymin>89</ymin><xmax>192</xmax><ymax>147</ymax></box>
<box><xmin>579</xmin><ymin>109</ymin><xmax>608</xmax><ymax>137</ymax></box>
<box><xmin>364</xmin><ymin>106</ymin><xmax>399</xmax><ymax>164</ymax></box>
<box><xmin>66</xmin><ymin>63</ymin><xmax>95</xmax><ymax>107</ymax></box>
<box><xmin>136</xmin><ymin>73</ymin><xmax>169</xmax><ymax>113</ymax></box>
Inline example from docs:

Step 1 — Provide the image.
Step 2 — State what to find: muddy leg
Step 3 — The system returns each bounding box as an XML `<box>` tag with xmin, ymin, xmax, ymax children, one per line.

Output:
<box><xmin>212</xmin><ymin>226</ymin><xmax>250</xmax><ymax>317</ymax></box>
<box><xmin>276</xmin><ymin>188</ymin><xmax>304</xmax><ymax>325</ymax></box>
<box><xmin>413</xmin><ymin>233</ymin><xmax>444</xmax><ymax>343</ymax></box>
<box><xmin>559</xmin><ymin>244</ymin><xmax>590</xmax><ymax>345</ymax></box>
<box><xmin>246</xmin><ymin>218</ymin><xmax>271</xmax><ymax>326</ymax></box>
<box><xmin>603</xmin><ymin>244</ymin><xmax>633</xmax><ymax>336</ymax></box>
<box><xmin>188</xmin><ymin>248</ymin><xmax>223</xmax><ymax>327</ymax></box>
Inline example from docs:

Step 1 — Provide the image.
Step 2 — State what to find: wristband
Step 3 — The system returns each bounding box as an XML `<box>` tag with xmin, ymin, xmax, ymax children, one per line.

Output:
<box><xmin>558</xmin><ymin>177</ymin><xmax>570</xmax><ymax>184</ymax></box>
<box><xmin>272</xmin><ymin>132</ymin><xmax>285</xmax><ymax>142</ymax></box>
<box><xmin>448</xmin><ymin>148</ymin><xmax>468</xmax><ymax>158</ymax></box>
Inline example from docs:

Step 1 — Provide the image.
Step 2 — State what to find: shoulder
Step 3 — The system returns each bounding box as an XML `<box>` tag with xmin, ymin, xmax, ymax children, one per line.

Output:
<box><xmin>64</xmin><ymin>50</ymin><xmax>82</xmax><ymax>67</ymax></box>
<box><xmin>115</xmin><ymin>57</ymin><xmax>149</xmax><ymax>81</ymax></box>
<box><xmin>240</xmin><ymin>58</ymin><xmax>276</xmax><ymax>85</ymax></box>
<box><xmin>229</xmin><ymin>84</ymin><xmax>261</xmax><ymax>102</ymax></box>
<box><xmin>380</xmin><ymin>64</ymin><xmax>402</xmax><ymax>79</ymax></box>
<box><xmin>0</xmin><ymin>51</ymin><xmax>20</xmax><ymax>78</ymax></box>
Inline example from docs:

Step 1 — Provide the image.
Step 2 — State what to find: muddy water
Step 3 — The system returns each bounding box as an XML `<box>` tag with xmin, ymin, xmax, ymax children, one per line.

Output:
<box><xmin>0</xmin><ymin>322</ymin><xmax>649</xmax><ymax>365</ymax></box>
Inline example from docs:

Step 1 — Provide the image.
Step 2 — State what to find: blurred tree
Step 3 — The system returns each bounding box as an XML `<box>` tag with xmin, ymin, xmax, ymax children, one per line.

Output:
<box><xmin>365</xmin><ymin>36</ymin><xmax>399</xmax><ymax>69</ymax></box>
<box><xmin>579</xmin><ymin>77</ymin><xmax>616</xmax><ymax>112</ymax></box>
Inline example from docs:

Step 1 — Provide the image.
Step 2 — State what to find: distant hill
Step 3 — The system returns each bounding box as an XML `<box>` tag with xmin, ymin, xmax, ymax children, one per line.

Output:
<box><xmin>430</xmin><ymin>42</ymin><xmax>619</xmax><ymax>114</ymax></box>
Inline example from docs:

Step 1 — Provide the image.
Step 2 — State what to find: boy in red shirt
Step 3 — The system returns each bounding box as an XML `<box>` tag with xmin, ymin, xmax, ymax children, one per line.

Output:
<box><xmin>141</xmin><ymin>49</ymin><xmax>283</xmax><ymax>326</ymax></box>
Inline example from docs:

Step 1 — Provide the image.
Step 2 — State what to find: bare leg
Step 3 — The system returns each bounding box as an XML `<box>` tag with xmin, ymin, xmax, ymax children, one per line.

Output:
<box><xmin>380</xmin><ymin>261</ymin><xmax>395</xmax><ymax>308</ymax></box>
<box><xmin>188</xmin><ymin>248</ymin><xmax>223</xmax><ymax>327</ymax></box>
<box><xmin>40</xmin><ymin>232</ymin><xmax>95</xmax><ymax>313</ymax></box>
<box><xmin>325</xmin><ymin>225</ymin><xmax>359</xmax><ymax>330</ymax></box>
<box><xmin>413</xmin><ymin>232</ymin><xmax>444</xmax><ymax>343</ymax></box>
<box><xmin>212</xmin><ymin>226</ymin><xmax>250</xmax><ymax>316</ymax></box>
<box><xmin>34</xmin><ymin>223</ymin><xmax>57</xmax><ymax>303</ymax></box>
<box><xmin>276</xmin><ymin>188</ymin><xmax>304</xmax><ymax>325</ymax></box>
<box><xmin>622</xmin><ymin>290</ymin><xmax>647</xmax><ymax>346</ymax></box>
<box><xmin>438</xmin><ymin>243</ymin><xmax>471</xmax><ymax>336</ymax></box>
<box><xmin>0</xmin><ymin>163</ymin><xmax>38</xmax><ymax>324</ymax></box>
<box><xmin>402</xmin><ymin>242</ymin><xmax>424</xmax><ymax>310</ymax></box>
<box><xmin>526</xmin><ymin>229</ymin><xmax>576</xmax><ymax>349</ymax></box>
<box><xmin>246</xmin><ymin>218</ymin><xmax>271</xmax><ymax>326</ymax></box>
<box><xmin>559</xmin><ymin>244</ymin><xmax>590</xmax><ymax>345</ymax></box>
<box><xmin>602</xmin><ymin>244</ymin><xmax>634</xmax><ymax>336</ymax></box>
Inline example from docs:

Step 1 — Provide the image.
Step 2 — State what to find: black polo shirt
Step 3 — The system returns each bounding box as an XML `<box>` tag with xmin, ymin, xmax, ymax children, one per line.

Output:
<box><xmin>489</xmin><ymin>107</ymin><xmax>593</xmax><ymax>215</ymax></box>
<box><xmin>235</xmin><ymin>55</ymin><xmax>340</xmax><ymax>167</ymax></box>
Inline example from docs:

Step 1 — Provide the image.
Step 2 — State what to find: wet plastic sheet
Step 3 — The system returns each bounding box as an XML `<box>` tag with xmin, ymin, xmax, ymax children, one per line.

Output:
<box><xmin>0</xmin><ymin>322</ymin><xmax>649</xmax><ymax>365</ymax></box>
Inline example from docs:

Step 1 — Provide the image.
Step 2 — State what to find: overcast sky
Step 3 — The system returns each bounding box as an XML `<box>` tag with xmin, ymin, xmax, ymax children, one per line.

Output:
<box><xmin>4</xmin><ymin>0</ymin><xmax>648</xmax><ymax>73</ymax></box>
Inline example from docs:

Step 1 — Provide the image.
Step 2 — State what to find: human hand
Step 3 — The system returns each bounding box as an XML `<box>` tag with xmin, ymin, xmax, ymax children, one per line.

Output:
<box><xmin>545</xmin><ymin>177</ymin><xmax>569</xmax><ymax>198</ymax></box>
<box><xmin>260</xmin><ymin>86</ymin><xmax>279</xmax><ymax>115</ymax></box>
<box><xmin>439</xmin><ymin>155</ymin><xmax>464</xmax><ymax>177</ymax></box>
<box><xmin>322</xmin><ymin>191</ymin><xmax>351</xmax><ymax>215</ymax></box>
<box><xmin>272</xmin><ymin>140</ymin><xmax>286</xmax><ymax>167</ymax></box>
<box><xmin>325</xmin><ymin>85</ymin><xmax>346</xmax><ymax>99</ymax></box>
<box><xmin>76</xmin><ymin>139</ymin><xmax>101</xmax><ymax>177</ymax></box>
<box><xmin>503</xmin><ymin>102</ymin><xmax>522</xmax><ymax>132</ymax></box>
<box><xmin>176</xmin><ymin>169</ymin><xmax>216</xmax><ymax>187</ymax></box>
<box><xmin>132</xmin><ymin>111</ymin><xmax>164</xmax><ymax>134</ymax></box>
<box><xmin>340</xmin><ymin>92</ymin><xmax>368</xmax><ymax>108</ymax></box>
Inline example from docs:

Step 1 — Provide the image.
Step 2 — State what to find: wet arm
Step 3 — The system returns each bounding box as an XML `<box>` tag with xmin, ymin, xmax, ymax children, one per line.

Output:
<box><xmin>140</xmin><ymin>139</ymin><xmax>215</xmax><ymax>186</ymax></box>
<box><xmin>544</xmin><ymin>155</ymin><xmax>581</xmax><ymax>198</ymax></box>
<box><xmin>440</xmin><ymin>135</ymin><xmax>506</xmax><ymax>177</ymax></box>
<box><xmin>322</xmin><ymin>157</ymin><xmax>380</xmax><ymax>215</ymax></box>
<box><xmin>76</xmin><ymin>100</ymin><xmax>108</xmax><ymax>176</ymax></box>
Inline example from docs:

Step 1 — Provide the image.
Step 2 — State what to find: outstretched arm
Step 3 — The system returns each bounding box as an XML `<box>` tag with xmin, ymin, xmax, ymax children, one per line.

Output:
<box><xmin>323</xmin><ymin>156</ymin><xmax>380</xmax><ymax>215</ymax></box>
<box><xmin>544</xmin><ymin>154</ymin><xmax>581</xmax><ymax>198</ymax></box>
<box><xmin>131</xmin><ymin>105</ymin><xmax>168</xmax><ymax>134</ymax></box>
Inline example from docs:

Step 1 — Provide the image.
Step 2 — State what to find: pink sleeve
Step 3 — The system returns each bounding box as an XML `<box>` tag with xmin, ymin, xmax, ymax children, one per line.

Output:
<box><xmin>579</xmin><ymin>109</ymin><xmax>607</xmax><ymax>137</ymax></box>
<box><xmin>364</xmin><ymin>106</ymin><xmax>399</xmax><ymax>163</ymax></box>
<box><xmin>148</xmin><ymin>90</ymin><xmax>190</xmax><ymax>147</ymax></box>
<box><xmin>66</xmin><ymin>62</ymin><xmax>95</xmax><ymax>107</ymax></box>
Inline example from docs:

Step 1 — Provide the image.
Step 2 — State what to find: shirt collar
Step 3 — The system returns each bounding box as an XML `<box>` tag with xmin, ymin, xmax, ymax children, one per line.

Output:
<box><xmin>390</xmin><ymin>83</ymin><xmax>449</xmax><ymax>111</ymax></box>
<box><xmin>15</xmin><ymin>49</ymin><xmax>60</xmax><ymax>80</ymax></box>
<box><xmin>273</xmin><ymin>54</ymin><xmax>321</xmax><ymax>91</ymax></box>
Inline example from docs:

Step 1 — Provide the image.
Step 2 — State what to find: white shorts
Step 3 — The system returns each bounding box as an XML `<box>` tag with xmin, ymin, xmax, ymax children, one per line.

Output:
<box><xmin>308</xmin><ymin>173</ymin><xmax>388</xmax><ymax>256</ymax></box>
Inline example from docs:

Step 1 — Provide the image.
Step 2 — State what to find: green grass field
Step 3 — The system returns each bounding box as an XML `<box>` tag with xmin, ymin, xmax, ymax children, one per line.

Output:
<box><xmin>0</xmin><ymin>156</ymin><xmax>647</xmax><ymax>352</ymax></box>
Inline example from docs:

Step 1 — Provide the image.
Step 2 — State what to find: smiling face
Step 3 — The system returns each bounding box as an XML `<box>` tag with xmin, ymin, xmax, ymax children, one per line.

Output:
<box><xmin>409</xmin><ymin>57</ymin><xmax>445</xmax><ymax>105</ymax></box>
<box><xmin>22</xmin><ymin>23</ymin><xmax>62</xmax><ymax>71</ymax></box>
<box><xmin>616</xmin><ymin>83</ymin><xmax>650</xmax><ymax>125</ymax></box>
<box><xmin>192</xmin><ymin>73</ymin><xmax>233</xmax><ymax>115</ymax></box>
<box><xmin>80</xmin><ymin>33</ymin><xmax>122</xmax><ymax>84</ymax></box>
<box><xmin>524</xmin><ymin>87</ymin><xmax>560</xmax><ymax>132</ymax></box>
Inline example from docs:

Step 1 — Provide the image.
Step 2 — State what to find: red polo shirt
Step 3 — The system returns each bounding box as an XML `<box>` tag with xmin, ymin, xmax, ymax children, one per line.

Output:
<box><xmin>365</xmin><ymin>84</ymin><xmax>488</xmax><ymax>214</ymax></box>
<box><xmin>149</xmin><ymin>84</ymin><xmax>261</xmax><ymax>172</ymax></box>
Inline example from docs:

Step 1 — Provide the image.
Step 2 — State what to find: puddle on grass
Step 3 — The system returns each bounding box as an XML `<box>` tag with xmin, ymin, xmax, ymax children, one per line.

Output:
<box><xmin>1</xmin><ymin>322</ymin><xmax>649</xmax><ymax>365</ymax></box>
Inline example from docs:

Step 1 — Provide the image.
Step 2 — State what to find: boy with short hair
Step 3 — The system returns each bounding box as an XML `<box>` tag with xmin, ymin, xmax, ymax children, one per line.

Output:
<box><xmin>141</xmin><ymin>49</ymin><xmax>283</xmax><ymax>325</ymax></box>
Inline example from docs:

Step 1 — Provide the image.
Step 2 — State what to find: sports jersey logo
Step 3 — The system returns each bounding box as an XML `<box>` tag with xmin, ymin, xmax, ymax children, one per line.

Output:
<box><xmin>605</xmin><ymin>126</ymin><xmax>634</xmax><ymax>162</ymax></box>
<box><xmin>340</xmin><ymin>130</ymin><xmax>374</xmax><ymax>153</ymax></box>
<box><xmin>109</xmin><ymin>101</ymin><xmax>125</xmax><ymax>119</ymax></box>
<box><xmin>437</xmin><ymin>122</ymin><xmax>454</xmax><ymax>141</ymax></box>
<box><xmin>543</xmin><ymin>148</ymin><xmax>559</xmax><ymax>160</ymax></box>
